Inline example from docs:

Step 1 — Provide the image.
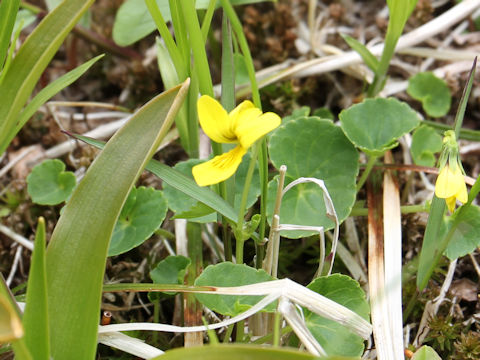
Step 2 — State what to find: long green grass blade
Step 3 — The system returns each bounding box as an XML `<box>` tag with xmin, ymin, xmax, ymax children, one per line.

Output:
<box><xmin>0</xmin><ymin>0</ymin><xmax>20</xmax><ymax>69</ymax></box>
<box><xmin>15</xmin><ymin>54</ymin><xmax>104</xmax><ymax>134</ymax></box>
<box><xmin>45</xmin><ymin>80</ymin><xmax>189</xmax><ymax>359</ymax></box>
<box><xmin>23</xmin><ymin>218</ymin><xmax>49</xmax><ymax>360</ymax></box>
<box><xmin>70</xmin><ymin>133</ymin><xmax>238</xmax><ymax>222</ymax></box>
<box><xmin>341</xmin><ymin>34</ymin><xmax>379</xmax><ymax>73</ymax></box>
<box><xmin>0</xmin><ymin>0</ymin><xmax>95</xmax><ymax>155</ymax></box>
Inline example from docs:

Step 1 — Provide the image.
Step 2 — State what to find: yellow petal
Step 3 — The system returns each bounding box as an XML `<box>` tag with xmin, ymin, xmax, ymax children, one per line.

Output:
<box><xmin>435</xmin><ymin>165</ymin><xmax>464</xmax><ymax>199</ymax></box>
<box><xmin>229</xmin><ymin>100</ymin><xmax>255</xmax><ymax>123</ymax></box>
<box><xmin>446</xmin><ymin>196</ymin><xmax>456</xmax><ymax>213</ymax></box>
<box><xmin>455</xmin><ymin>180</ymin><xmax>468</xmax><ymax>204</ymax></box>
<box><xmin>197</xmin><ymin>95</ymin><xmax>237</xmax><ymax>143</ymax></box>
<box><xmin>234</xmin><ymin>110</ymin><xmax>281</xmax><ymax>149</ymax></box>
<box><xmin>192</xmin><ymin>146</ymin><xmax>247</xmax><ymax>186</ymax></box>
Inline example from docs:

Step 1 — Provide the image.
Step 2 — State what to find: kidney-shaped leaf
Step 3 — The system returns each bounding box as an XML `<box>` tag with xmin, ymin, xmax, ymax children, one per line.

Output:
<box><xmin>410</xmin><ymin>125</ymin><xmax>442</xmax><ymax>167</ymax></box>
<box><xmin>194</xmin><ymin>262</ymin><xmax>274</xmax><ymax>316</ymax></box>
<box><xmin>108</xmin><ymin>186</ymin><xmax>168</xmax><ymax>256</ymax></box>
<box><xmin>268</xmin><ymin>117</ymin><xmax>358</xmax><ymax>238</ymax></box>
<box><xmin>339</xmin><ymin>98</ymin><xmax>419</xmax><ymax>156</ymax></box>
<box><xmin>407</xmin><ymin>72</ymin><xmax>451</xmax><ymax>118</ymax></box>
<box><xmin>27</xmin><ymin>159</ymin><xmax>76</xmax><ymax>205</ymax></box>
<box><xmin>411</xmin><ymin>345</ymin><xmax>442</xmax><ymax>360</ymax></box>
<box><xmin>305</xmin><ymin>274</ymin><xmax>370</xmax><ymax>357</ymax></box>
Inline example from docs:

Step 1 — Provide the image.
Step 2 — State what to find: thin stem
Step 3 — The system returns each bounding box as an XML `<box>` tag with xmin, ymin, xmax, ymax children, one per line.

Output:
<box><xmin>272</xmin><ymin>311</ymin><xmax>282</xmax><ymax>347</ymax></box>
<box><xmin>356</xmin><ymin>155</ymin><xmax>378</xmax><ymax>191</ymax></box>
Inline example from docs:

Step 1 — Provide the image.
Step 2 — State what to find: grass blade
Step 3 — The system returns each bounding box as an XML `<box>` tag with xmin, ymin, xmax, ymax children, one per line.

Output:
<box><xmin>0</xmin><ymin>0</ymin><xmax>95</xmax><ymax>155</ymax></box>
<box><xmin>23</xmin><ymin>218</ymin><xmax>50</xmax><ymax>360</ymax></box>
<box><xmin>0</xmin><ymin>0</ymin><xmax>20</xmax><ymax>69</ymax></box>
<box><xmin>45</xmin><ymin>80</ymin><xmax>189</xmax><ymax>359</ymax></box>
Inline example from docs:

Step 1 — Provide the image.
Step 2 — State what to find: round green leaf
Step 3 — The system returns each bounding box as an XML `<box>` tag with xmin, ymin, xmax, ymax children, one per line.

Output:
<box><xmin>407</xmin><ymin>72</ymin><xmax>451</xmax><ymax>118</ymax></box>
<box><xmin>26</xmin><ymin>159</ymin><xmax>76</xmax><ymax>205</ymax></box>
<box><xmin>445</xmin><ymin>205</ymin><xmax>480</xmax><ymax>260</ymax></box>
<box><xmin>108</xmin><ymin>186</ymin><xmax>168</xmax><ymax>256</ymax></box>
<box><xmin>268</xmin><ymin>117</ymin><xmax>359</xmax><ymax>238</ymax></box>
<box><xmin>339</xmin><ymin>97</ymin><xmax>420</xmax><ymax>156</ymax></box>
<box><xmin>163</xmin><ymin>156</ymin><xmax>260</xmax><ymax>222</ymax></box>
<box><xmin>194</xmin><ymin>262</ymin><xmax>274</xmax><ymax>316</ymax></box>
<box><xmin>150</xmin><ymin>255</ymin><xmax>191</xmax><ymax>285</ymax></box>
<box><xmin>305</xmin><ymin>274</ymin><xmax>370</xmax><ymax>357</ymax></box>
<box><xmin>410</xmin><ymin>125</ymin><xmax>443</xmax><ymax>167</ymax></box>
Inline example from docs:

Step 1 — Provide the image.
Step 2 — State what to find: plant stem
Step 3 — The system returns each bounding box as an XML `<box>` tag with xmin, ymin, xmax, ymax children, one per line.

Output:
<box><xmin>356</xmin><ymin>155</ymin><xmax>378</xmax><ymax>191</ymax></box>
<box><xmin>272</xmin><ymin>308</ymin><xmax>282</xmax><ymax>346</ymax></box>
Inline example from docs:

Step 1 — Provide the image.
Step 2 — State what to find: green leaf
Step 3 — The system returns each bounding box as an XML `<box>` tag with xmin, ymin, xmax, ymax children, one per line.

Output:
<box><xmin>108</xmin><ymin>186</ymin><xmax>168</xmax><ymax>256</ymax></box>
<box><xmin>411</xmin><ymin>345</ymin><xmax>442</xmax><ymax>360</ymax></box>
<box><xmin>268</xmin><ymin>117</ymin><xmax>358</xmax><ymax>238</ymax></box>
<box><xmin>26</xmin><ymin>159</ymin><xmax>76</xmax><ymax>205</ymax></box>
<box><xmin>13</xmin><ymin>9</ymin><xmax>37</xmax><ymax>33</ymax></box>
<box><xmin>407</xmin><ymin>72</ymin><xmax>452</xmax><ymax>118</ymax></box>
<box><xmin>45</xmin><ymin>81</ymin><xmax>189</xmax><ymax>359</ymax></box>
<box><xmin>0</xmin><ymin>0</ymin><xmax>20</xmax><ymax>69</ymax></box>
<box><xmin>17</xmin><ymin>55</ymin><xmax>104</xmax><ymax>133</ymax></box>
<box><xmin>445</xmin><ymin>205</ymin><xmax>480</xmax><ymax>260</ymax></box>
<box><xmin>341</xmin><ymin>34</ymin><xmax>379</xmax><ymax>72</ymax></box>
<box><xmin>153</xmin><ymin>344</ymin><xmax>355</xmax><ymax>360</ymax></box>
<box><xmin>194</xmin><ymin>262</ymin><xmax>275</xmax><ymax>316</ymax></box>
<box><xmin>150</xmin><ymin>255</ymin><xmax>191</xmax><ymax>284</ymax></box>
<box><xmin>410</xmin><ymin>125</ymin><xmax>443</xmax><ymax>167</ymax></box>
<box><xmin>23</xmin><ymin>218</ymin><xmax>50</xmax><ymax>360</ymax></box>
<box><xmin>0</xmin><ymin>0</ymin><xmax>95</xmax><ymax>156</ymax></box>
<box><xmin>281</xmin><ymin>106</ymin><xmax>311</xmax><ymax>124</ymax></box>
<box><xmin>305</xmin><ymin>274</ymin><xmax>370</xmax><ymax>357</ymax></box>
<box><xmin>234</xmin><ymin>53</ymin><xmax>249</xmax><ymax>85</ymax></box>
<box><xmin>113</xmin><ymin>0</ymin><xmax>276</xmax><ymax>46</ymax></box>
<box><xmin>69</xmin><ymin>134</ymin><xmax>238</xmax><ymax>222</ymax></box>
<box><xmin>339</xmin><ymin>97</ymin><xmax>420</xmax><ymax>156</ymax></box>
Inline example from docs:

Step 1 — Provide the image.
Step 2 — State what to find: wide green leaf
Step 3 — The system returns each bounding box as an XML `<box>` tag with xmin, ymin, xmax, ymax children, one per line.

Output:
<box><xmin>305</xmin><ymin>274</ymin><xmax>370</xmax><ymax>357</ymax></box>
<box><xmin>45</xmin><ymin>81</ymin><xmax>189</xmax><ymax>359</ymax></box>
<box><xmin>153</xmin><ymin>344</ymin><xmax>357</xmax><ymax>360</ymax></box>
<box><xmin>108</xmin><ymin>186</ymin><xmax>168</xmax><ymax>256</ymax></box>
<box><xmin>0</xmin><ymin>0</ymin><xmax>95</xmax><ymax>155</ymax></box>
<box><xmin>70</xmin><ymin>134</ymin><xmax>238</xmax><ymax>222</ymax></box>
<box><xmin>339</xmin><ymin>97</ymin><xmax>420</xmax><ymax>156</ymax></box>
<box><xmin>26</xmin><ymin>159</ymin><xmax>76</xmax><ymax>205</ymax></box>
<box><xmin>150</xmin><ymin>255</ymin><xmax>191</xmax><ymax>286</ymax></box>
<box><xmin>268</xmin><ymin>117</ymin><xmax>358</xmax><ymax>238</ymax></box>
<box><xmin>407</xmin><ymin>72</ymin><xmax>451</xmax><ymax>118</ymax></box>
<box><xmin>410</xmin><ymin>125</ymin><xmax>443</xmax><ymax>167</ymax></box>
<box><xmin>194</xmin><ymin>262</ymin><xmax>275</xmax><ymax>316</ymax></box>
<box><xmin>23</xmin><ymin>218</ymin><xmax>50</xmax><ymax>360</ymax></box>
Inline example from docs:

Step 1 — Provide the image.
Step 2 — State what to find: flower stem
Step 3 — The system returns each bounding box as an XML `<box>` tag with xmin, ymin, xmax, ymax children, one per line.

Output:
<box><xmin>356</xmin><ymin>155</ymin><xmax>377</xmax><ymax>192</ymax></box>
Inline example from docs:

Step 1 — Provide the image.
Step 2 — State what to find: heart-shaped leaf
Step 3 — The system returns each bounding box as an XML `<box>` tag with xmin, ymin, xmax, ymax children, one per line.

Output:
<box><xmin>410</xmin><ymin>125</ymin><xmax>442</xmax><ymax>167</ymax></box>
<box><xmin>27</xmin><ymin>159</ymin><xmax>76</xmax><ymax>205</ymax></box>
<box><xmin>268</xmin><ymin>117</ymin><xmax>358</xmax><ymax>238</ymax></box>
<box><xmin>339</xmin><ymin>97</ymin><xmax>419</xmax><ymax>156</ymax></box>
<box><xmin>194</xmin><ymin>262</ymin><xmax>274</xmax><ymax>316</ymax></box>
<box><xmin>108</xmin><ymin>186</ymin><xmax>168</xmax><ymax>256</ymax></box>
<box><xmin>407</xmin><ymin>72</ymin><xmax>451</xmax><ymax>118</ymax></box>
<box><xmin>445</xmin><ymin>205</ymin><xmax>480</xmax><ymax>260</ymax></box>
<box><xmin>305</xmin><ymin>274</ymin><xmax>370</xmax><ymax>357</ymax></box>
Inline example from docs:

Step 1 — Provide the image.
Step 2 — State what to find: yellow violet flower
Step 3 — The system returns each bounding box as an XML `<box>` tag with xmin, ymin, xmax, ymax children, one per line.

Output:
<box><xmin>192</xmin><ymin>95</ymin><xmax>281</xmax><ymax>186</ymax></box>
<box><xmin>434</xmin><ymin>130</ymin><xmax>468</xmax><ymax>213</ymax></box>
<box><xmin>435</xmin><ymin>163</ymin><xmax>468</xmax><ymax>213</ymax></box>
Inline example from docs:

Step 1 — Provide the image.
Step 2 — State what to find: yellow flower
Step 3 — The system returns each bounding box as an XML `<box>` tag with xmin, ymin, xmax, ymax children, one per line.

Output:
<box><xmin>435</xmin><ymin>163</ymin><xmax>468</xmax><ymax>213</ymax></box>
<box><xmin>192</xmin><ymin>95</ymin><xmax>281</xmax><ymax>186</ymax></box>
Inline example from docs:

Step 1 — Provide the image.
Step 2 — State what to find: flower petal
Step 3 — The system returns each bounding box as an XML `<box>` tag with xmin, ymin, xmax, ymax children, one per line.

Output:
<box><xmin>229</xmin><ymin>100</ymin><xmax>255</xmax><ymax>123</ymax></box>
<box><xmin>192</xmin><ymin>146</ymin><xmax>247</xmax><ymax>186</ymax></box>
<box><xmin>446</xmin><ymin>196</ymin><xmax>456</xmax><ymax>213</ymax></box>
<box><xmin>235</xmin><ymin>110</ymin><xmax>281</xmax><ymax>149</ymax></box>
<box><xmin>455</xmin><ymin>180</ymin><xmax>468</xmax><ymax>204</ymax></box>
<box><xmin>435</xmin><ymin>165</ymin><xmax>464</xmax><ymax>199</ymax></box>
<box><xmin>197</xmin><ymin>95</ymin><xmax>237</xmax><ymax>143</ymax></box>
